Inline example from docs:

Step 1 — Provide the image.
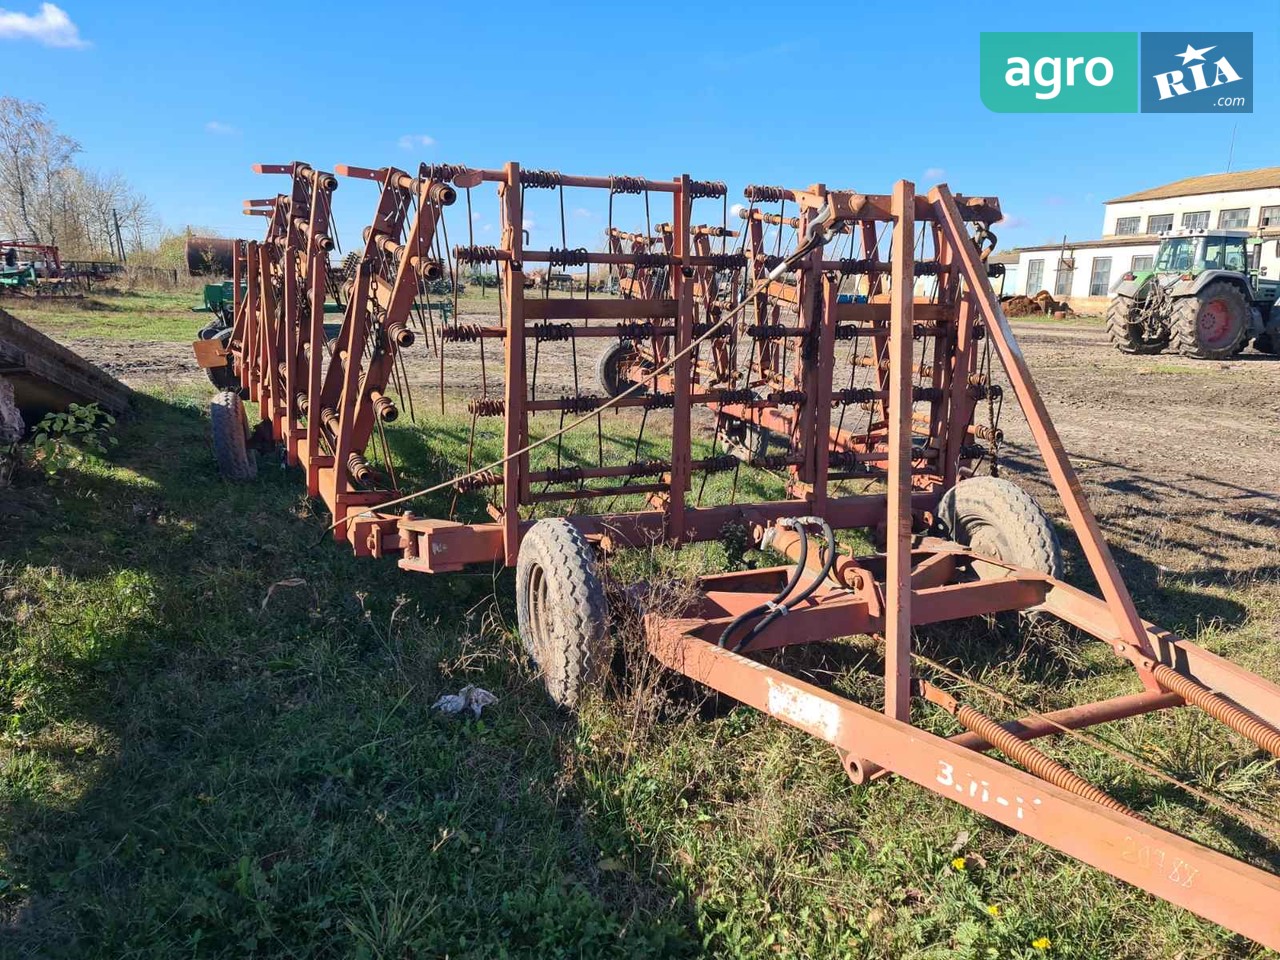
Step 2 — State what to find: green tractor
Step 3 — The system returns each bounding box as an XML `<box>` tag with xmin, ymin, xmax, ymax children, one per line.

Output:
<box><xmin>1106</xmin><ymin>229</ymin><xmax>1280</xmax><ymax>359</ymax></box>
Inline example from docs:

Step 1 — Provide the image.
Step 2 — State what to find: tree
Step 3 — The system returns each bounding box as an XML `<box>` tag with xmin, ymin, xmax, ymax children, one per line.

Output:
<box><xmin>0</xmin><ymin>97</ymin><xmax>79</xmax><ymax>244</ymax></box>
<box><xmin>0</xmin><ymin>97</ymin><xmax>154</xmax><ymax>259</ymax></box>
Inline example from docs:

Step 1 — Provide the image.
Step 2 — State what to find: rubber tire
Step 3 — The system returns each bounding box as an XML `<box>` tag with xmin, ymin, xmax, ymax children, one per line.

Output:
<box><xmin>596</xmin><ymin>340</ymin><xmax>641</xmax><ymax>398</ymax></box>
<box><xmin>210</xmin><ymin>390</ymin><xmax>258</xmax><ymax>481</ymax></box>
<box><xmin>1105</xmin><ymin>296</ymin><xmax>1166</xmax><ymax>354</ymax></box>
<box><xmin>515</xmin><ymin>519</ymin><xmax>609</xmax><ymax>709</ymax></box>
<box><xmin>205</xmin><ymin>329</ymin><xmax>238</xmax><ymax>390</ymax></box>
<box><xmin>1170</xmin><ymin>282</ymin><xmax>1250</xmax><ymax>359</ymax></box>
<box><xmin>936</xmin><ymin>476</ymin><xmax>1062</xmax><ymax>578</ymax></box>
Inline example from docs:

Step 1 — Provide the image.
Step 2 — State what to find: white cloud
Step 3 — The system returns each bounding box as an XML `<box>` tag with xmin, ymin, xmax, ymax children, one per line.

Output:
<box><xmin>572</xmin><ymin>207</ymin><xmax>592</xmax><ymax>219</ymax></box>
<box><xmin>205</xmin><ymin>120</ymin><xmax>239</xmax><ymax>136</ymax></box>
<box><xmin>0</xmin><ymin>3</ymin><xmax>87</xmax><ymax>48</ymax></box>
<box><xmin>397</xmin><ymin>133</ymin><xmax>435</xmax><ymax>151</ymax></box>
<box><xmin>922</xmin><ymin>167</ymin><xmax>946</xmax><ymax>181</ymax></box>
<box><xmin>522</xmin><ymin>218</ymin><xmax>536</xmax><ymax>232</ymax></box>
<box><xmin>998</xmin><ymin>214</ymin><xmax>1029</xmax><ymax>230</ymax></box>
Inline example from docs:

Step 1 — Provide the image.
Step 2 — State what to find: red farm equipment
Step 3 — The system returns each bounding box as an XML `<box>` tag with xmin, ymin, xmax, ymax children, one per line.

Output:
<box><xmin>198</xmin><ymin>160</ymin><xmax>1280</xmax><ymax>949</ymax></box>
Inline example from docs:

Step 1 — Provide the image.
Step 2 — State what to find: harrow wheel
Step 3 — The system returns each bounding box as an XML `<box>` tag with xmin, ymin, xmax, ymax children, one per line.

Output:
<box><xmin>210</xmin><ymin>390</ymin><xmax>257</xmax><ymax>482</ymax></box>
<box><xmin>936</xmin><ymin>476</ymin><xmax>1062</xmax><ymax>578</ymax></box>
<box><xmin>1105</xmin><ymin>296</ymin><xmax>1167</xmax><ymax>354</ymax></box>
<box><xmin>515</xmin><ymin>518</ymin><xmax>609</xmax><ymax>709</ymax></box>
<box><xmin>596</xmin><ymin>340</ymin><xmax>643</xmax><ymax>398</ymax></box>
<box><xmin>1170</xmin><ymin>282</ymin><xmax>1250</xmax><ymax>359</ymax></box>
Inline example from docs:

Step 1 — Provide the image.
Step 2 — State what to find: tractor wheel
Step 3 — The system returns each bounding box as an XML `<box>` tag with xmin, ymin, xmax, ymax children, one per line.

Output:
<box><xmin>1105</xmin><ymin>296</ymin><xmax>1167</xmax><ymax>354</ymax></box>
<box><xmin>205</xmin><ymin>329</ymin><xmax>238</xmax><ymax>390</ymax></box>
<box><xmin>936</xmin><ymin>476</ymin><xmax>1062</xmax><ymax>578</ymax></box>
<box><xmin>210</xmin><ymin>390</ymin><xmax>258</xmax><ymax>481</ymax></box>
<box><xmin>515</xmin><ymin>518</ymin><xmax>610</xmax><ymax>709</ymax></box>
<box><xmin>596</xmin><ymin>340</ymin><xmax>643</xmax><ymax>398</ymax></box>
<box><xmin>1170</xmin><ymin>282</ymin><xmax>1250</xmax><ymax>359</ymax></box>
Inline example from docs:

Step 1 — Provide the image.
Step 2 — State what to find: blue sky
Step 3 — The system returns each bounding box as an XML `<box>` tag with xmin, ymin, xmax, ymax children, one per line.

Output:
<box><xmin>1</xmin><ymin>1</ymin><xmax>1275</xmax><ymax>252</ymax></box>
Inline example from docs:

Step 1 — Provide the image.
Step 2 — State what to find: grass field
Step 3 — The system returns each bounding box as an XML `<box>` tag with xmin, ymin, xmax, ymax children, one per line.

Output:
<box><xmin>1</xmin><ymin>295</ymin><xmax>1278</xmax><ymax>958</ymax></box>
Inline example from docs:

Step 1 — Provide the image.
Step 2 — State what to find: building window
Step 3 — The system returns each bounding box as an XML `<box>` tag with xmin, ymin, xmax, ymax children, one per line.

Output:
<box><xmin>1054</xmin><ymin>259</ymin><xmax>1075</xmax><ymax>297</ymax></box>
<box><xmin>1025</xmin><ymin>258</ymin><xmax>1044</xmax><ymax>294</ymax></box>
<box><xmin>1088</xmin><ymin>257</ymin><xmax>1112</xmax><ymax>296</ymax></box>
<box><xmin>1114</xmin><ymin>216</ymin><xmax>1140</xmax><ymax>235</ymax></box>
<box><xmin>1131</xmin><ymin>255</ymin><xmax>1153</xmax><ymax>273</ymax></box>
<box><xmin>1218</xmin><ymin>208</ymin><xmax>1250</xmax><ymax>228</ymax></box>
<box><xmin>1147</xmin><ymin>214</ymin><xmax>1173</xmax><ymax>234</ymax></box>
<box><xmin>1181</xmin><ymin>210</ymin><xmax>1210</xmax><ymax>230</ymax></box>
<box><xmin>1260</xmin><ymin>205</ymin><xmax>1280</xmax><ymax>228</ymax></box>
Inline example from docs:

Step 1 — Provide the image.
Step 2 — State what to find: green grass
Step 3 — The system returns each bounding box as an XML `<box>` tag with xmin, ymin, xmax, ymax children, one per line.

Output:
<box><xmin>7</xmin><ymin>289</ymin><xmax>204</xmax><ymax>342</ymax></box>
<box><xmin>1</xmin><ymin>388</ymin><xmax>1277</xmax><ymax>958</ymax></box>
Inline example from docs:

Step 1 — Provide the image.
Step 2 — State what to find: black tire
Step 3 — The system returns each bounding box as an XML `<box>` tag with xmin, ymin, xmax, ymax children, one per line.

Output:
<box><xmin>1255</xmin><ymin>333</ymin><xmax>1279</xmax><ymax>355</ymax></box>
<box><xmin>596</xmin><ymin>340</ymin><xmax>641</xmax><ymax>398</ymax></box>
<box><xmin>1170</xmin><ymin>282</ymin><xmax>1250</xmax><ymax>359</ymax></box>
<box><xmin>205</xmin><ymin>329</ymin><xmax>238</xmax><ymax>390</ymax></box>
<box><xmin>936</xmin><ymin>477</ymin><xmax>1062</xmax><ymax>578</ymax></box>
<box><xmin>1105</xmin><ymin>296</ymin><xmax>1166</xmax><ymax>354</ymax></box>
<box><xmin>210</xmin><ymin>390</ymin><xmax>257</xmax><ymax>481</ymax></box>
<box><xmin>515</xmin><ymin>518</ymin><xmax>609</xmax><ymax>708</ymax></box>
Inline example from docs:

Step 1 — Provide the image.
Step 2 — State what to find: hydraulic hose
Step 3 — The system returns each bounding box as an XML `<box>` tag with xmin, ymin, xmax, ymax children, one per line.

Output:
<box><xmin>718</xmin><ymin>519</ymin><xmax>808</xmax><ymax>650</ymax></box>
<box><xmin>734</xmin><ymin>518</ymin><xmax>837</xmax><ymax>653</ymax></box>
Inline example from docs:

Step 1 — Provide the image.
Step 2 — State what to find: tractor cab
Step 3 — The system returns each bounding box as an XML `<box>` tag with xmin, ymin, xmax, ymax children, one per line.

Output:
<box><xmin>1146</xmin><ymin>228</ymin><xmax>1251</xmax><ymax>277</ymax></box>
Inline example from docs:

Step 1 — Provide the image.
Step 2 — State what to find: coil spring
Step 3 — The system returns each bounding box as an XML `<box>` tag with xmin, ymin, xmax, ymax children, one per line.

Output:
<box><xmin>645</xmin><ymin>393</ymin><xmax>675</xmax><ymax>410</ymax></box>
<box><xmin>521</xmin><ymin>169</ymin><xmax>562</xmax><ymax>189</ymax></box>
<box><xmin>743</xmin><ymin>184</ymin><xmax>790</xmax><ymax>202</ymax></box>
<box><xmin>1152</xmin><ymin>663</ymin><xmax>1280</xmax><ymax>758</ymax></box>
<box><xmin>973</xmin><ymin>424</ymin><xmax>1003</xmax><ymax>442</ymax></box>
<box><xmin>769</xmin><ymin>390</ymin><xmax>806</xmax><ymax>405</ymax></box>
<box><xmin>758</xmin><ymin>254</ymin><xmax>785</xmax><ymax>271</ymax></box>
<box><xmin>747</xmin><ymin>323</ymin><xmax>789</xmax><ymax>340</ymax></box>
<box><xmin>544</xmin><ymin>466</ymin><xmax>584</xmax><ymax>484</ymax></box>
<box><xmin>704</xmin><ymin>455</ymin><xmax>738</xmax><ymax>473</ymax></box>
<box><xmin>959</xmin><ymin>443</ymin><xmax>988</xmax><ymax>460</ymax></box>
<box><xmin>628</xmin><ymin>459</ymin><xmax>669</xmax><ymax>477</ymax></box>
<box><xmin>752</xmin><ymin>454</ymin><xmax>792</xmax><ymax>470</ymax></box>
<box><xmin>442</xmin><ymin>323</ymin><xmax>488</xmax><ymax>343</ymax></box>
<box><xmin>968</xmin><ymin>383</ymin><xmax>1003</xmax><ymax>401</ymax></box>
<box><xmin>548</xmin><ymin>246</ymin><xmax>589</xmax><ymax>267</ymax></box>
<box><xmin>704</xmin><ymin>253</ymin><xmax>747</xmax><ymax>270</ymax></box>
<box><xmin>455</xmin><ymin>469</ymin><xmax>502</xmax><ymax>493</ymax></box>
<box><xmin>559</xmin><ymin>394</ymin><xmax>603</xmax><ymax>413</ymax></box>
<box><xmin>532</xmin><ymin>322</ymin><xmax>573</xmax><ymax>342</ymax></box>
<box><xmin>467</xmin><ymin>397</ymin><xmax>506</xmax><ymax>417</ymax></box>
<box><xmin>689</xmin><ymin>179</ymin><xmax>727</xmax><ymax>199</ymax></box>
<box><xmin>691</xmin><ymin>321</ymin><xmax>717</xmax><ymax>337</ymax></box>
<box><xmin>455</xmin><ymin>244</ymin><xmax>501</xmax><ymax>264</ymax></box>
<box><xmin>717</xmin><ymin>388</ymin><xmax>756</xmax><ymax>404</ymax></box>
<box><xmin>828</xmin><ymin>451</ymin><xmax>865</xmax><ymax>470</ymax></box>
<box><xmin>609</xmin><ymin>175</ymin><xmax>646</xmax><ymax>195</ymax></box>
<box><xmin>834</xmin><ymin>388</ymin><xmax>877</xmax><ymax>404</ymax></box>
<box><xmin>420</xmin><ymin>163</ymin><xmax>470</xmax><ymax>182</ymax></box>
<box><xmin>618</xmin><ymin>321</ymin><xmax>657</xmax><ymax>338</ymax></box>
<box><xmin>835</xmin><ymin>258</ymin><xmax>878</xmax><ymax>275</ymax></box>
<box><xmin>632</xmin><ymin>252</ymin><xmax>670</xmax><ymax>269</ymax></box>
<box><xmin>912</xmin><ymin>386</ymin><xmax>944</xmax><ymax>402</ymax></box>
<box><xmin>915</xmin><ymin>260</ymin><xmax>943</xmax><ymax>276</ymax></box>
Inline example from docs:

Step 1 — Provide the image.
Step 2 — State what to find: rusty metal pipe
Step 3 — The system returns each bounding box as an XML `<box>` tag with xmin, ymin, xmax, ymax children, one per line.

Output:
<box><xmin>949</xmin><ymin>691</ymin><xmax>1184</xmax><ymax>752</ymax></box>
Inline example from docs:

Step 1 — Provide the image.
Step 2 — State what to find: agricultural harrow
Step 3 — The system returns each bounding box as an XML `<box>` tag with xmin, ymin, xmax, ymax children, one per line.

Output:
<box><xmin>197</xmin><ymin>159</ymin><xmax>1280</xmax><ymax>948</ymax></box>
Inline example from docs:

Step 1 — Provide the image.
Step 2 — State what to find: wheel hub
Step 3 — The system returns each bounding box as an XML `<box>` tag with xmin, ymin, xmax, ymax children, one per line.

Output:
<box><xmin>1198</xmin><ymin>298</ymin><xmax>1237</xmax><ymax>349</ymax></box>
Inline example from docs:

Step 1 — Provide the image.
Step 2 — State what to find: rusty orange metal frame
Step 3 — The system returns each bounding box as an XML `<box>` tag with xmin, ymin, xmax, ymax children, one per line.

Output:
<box><xmin>209</xmin><ymin>162</ymin><xmax>1280</xmax><ymax>948</ymax></box>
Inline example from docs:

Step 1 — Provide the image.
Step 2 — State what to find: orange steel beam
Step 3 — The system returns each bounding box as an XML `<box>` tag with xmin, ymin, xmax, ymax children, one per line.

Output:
<box><xmin>884</xmin><ymin>180</ymin><xmax>916</xmax><ymax>721</ymax></box>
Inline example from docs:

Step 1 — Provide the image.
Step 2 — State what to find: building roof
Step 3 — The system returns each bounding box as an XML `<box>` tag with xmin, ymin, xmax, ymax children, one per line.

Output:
<box><xmin>988</xmin><ymin>250</ymin><xmax>1020</xmax><ymax>264</ymax></box>
<box><xmin>1011</xmin><ymin>235</ymin><xmax>1162</xmax><ymax>254</ymax></box>
<box><xmin>1107</xmin><ymin>166</ymin><xmax>1280</xmax><ymax>204</ymax></box>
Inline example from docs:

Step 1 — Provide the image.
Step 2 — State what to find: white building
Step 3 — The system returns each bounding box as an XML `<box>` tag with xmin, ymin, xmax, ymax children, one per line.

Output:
<box><xmin>1008</xmin><ymin>166</ymin><xmax>1280</xmax><ymax>310</ymax></box>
